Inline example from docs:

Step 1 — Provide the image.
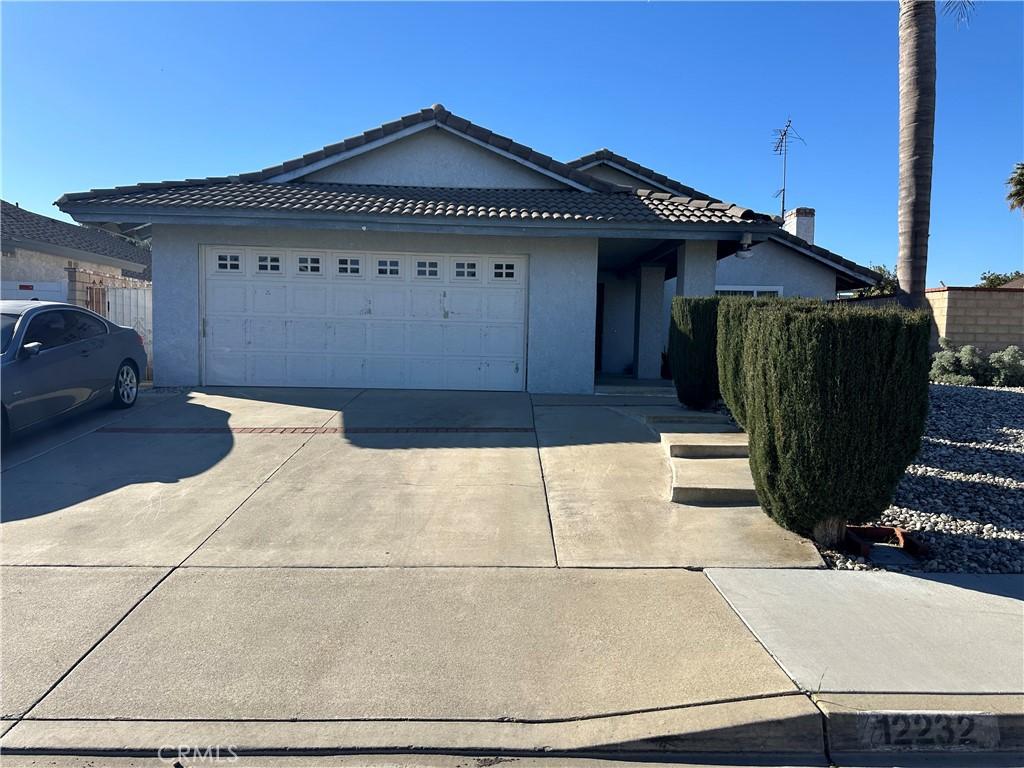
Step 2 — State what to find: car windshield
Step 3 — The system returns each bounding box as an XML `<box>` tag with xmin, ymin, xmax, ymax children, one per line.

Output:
<box><xmin>1</xmin><ymin>313</ymin><xmax>20</xmax><ymax>354</ymax></box>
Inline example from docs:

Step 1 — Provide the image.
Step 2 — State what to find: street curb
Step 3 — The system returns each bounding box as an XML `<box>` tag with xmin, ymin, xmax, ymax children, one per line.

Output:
<box><xmin>814</xmin><ymin>693</ymin><xmax>1024</xmax><ymax>765</ymax></box>
<box><xmin>0</xmin><ymin>694</ymin><xmax>825</xmax><ymax>761</ymax></box>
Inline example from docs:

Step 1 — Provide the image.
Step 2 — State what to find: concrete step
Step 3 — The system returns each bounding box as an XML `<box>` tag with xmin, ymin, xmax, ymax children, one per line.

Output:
<box><xmin>615</xmin><ymin>405</ymin><xmax>733</xmax><ymax>425</ymax></box>
<box><xmin>664</xmin><ymin>431</ymin><xmax>749</xmax><ymax>459</ymax></box>
<box><xmin>653</xmin><ymin>421</ymin><xmax>743</xmax><ymax>435</ymax></box>
<box><xmin>671</xmin><ymin>457</ymin><xmax>758</xmax><ymax>506</ymax></box>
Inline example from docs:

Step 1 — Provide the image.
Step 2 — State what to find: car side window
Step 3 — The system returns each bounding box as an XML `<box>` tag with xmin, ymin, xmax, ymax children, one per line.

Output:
<box><xmin>23</xmin><ymin>311</ymin><xmax>70</xmax><ymax>351</ymax></box>
<box><xmin>22</xmin><ymin>310</ymin><xmax>106</xmax><ymax>351</ymax></box>
<box><xmin>63</xmin><ymin>310</ymin><xmax>107</xmax><ymax>341</ymax></box>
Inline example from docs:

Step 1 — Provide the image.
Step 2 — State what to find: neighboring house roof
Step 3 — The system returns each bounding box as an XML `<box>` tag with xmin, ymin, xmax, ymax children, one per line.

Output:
<box><xmin>1</xmin><ymin>199</ymin><xmax>150</xmax><ymax>277</ymax></box>
<box><xmin>1000</xmin><ymin>276</ymin><xmax>1024</xmax><ymax>289</ymax></box>
<box><xmin>568</xmin><ymin>149</ymin><xmax>878</xmax><ymax>288</ymax></box>
<box><xmin>58</xmin><ymin>181</ymin><xmax>769</xmax><ymax>228</ymax></box>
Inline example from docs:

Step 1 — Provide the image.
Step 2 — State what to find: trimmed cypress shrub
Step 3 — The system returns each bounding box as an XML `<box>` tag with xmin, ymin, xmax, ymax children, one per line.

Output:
<box><xmin>742</xmin><ymin>304</ymin><xmax>931</xmax><ymax>545</ymax></box>
<box><xmin>668</xmin><ymin>296</ymin><xmax>721</xmax><ymax>409</ymax></box>
<box><xmin>716</xmin><ymin>297</ymin><xmax>779</xmax><ymax>428</ymax></box>
<box><xmin>717</xmin><ymin>297</ymin><xmax>822</xmax><ymax>429</ymax></box>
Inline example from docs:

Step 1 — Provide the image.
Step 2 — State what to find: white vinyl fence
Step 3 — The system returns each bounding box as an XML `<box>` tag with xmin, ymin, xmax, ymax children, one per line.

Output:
<box><xmin>106</xmin><ymin>285</ymin><xmax>153</xmax><ymax>379</ymax></box>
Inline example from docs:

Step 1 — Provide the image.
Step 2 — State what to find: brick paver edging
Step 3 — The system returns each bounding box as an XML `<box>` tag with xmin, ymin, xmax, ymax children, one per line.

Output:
<box><xmin>98</xmin><ymin>426</ymin><xmax>536</xmax><ymax>434</ymax></box>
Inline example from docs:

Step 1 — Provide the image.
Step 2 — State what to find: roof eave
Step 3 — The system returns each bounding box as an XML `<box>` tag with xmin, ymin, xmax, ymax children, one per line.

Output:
<box><xmin>766</xmin><ymin>234</ymin><xmax>878</xmax><ymax>286</ymax></box>
<box><xmin>60</xmin><ymin>205</ymin><xmax>775</xmax><ymax>242</ymax></box>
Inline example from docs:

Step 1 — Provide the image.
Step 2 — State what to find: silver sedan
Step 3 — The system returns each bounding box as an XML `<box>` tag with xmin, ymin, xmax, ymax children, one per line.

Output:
<box><xmin>1</xmin><ymin>300</ymin><xmax>148</xmax><ymax>441</ymax></box>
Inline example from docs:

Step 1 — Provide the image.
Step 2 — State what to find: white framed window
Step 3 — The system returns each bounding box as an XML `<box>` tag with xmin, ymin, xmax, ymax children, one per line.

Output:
<box><xmin>453</xmin><ymin>260</ymin><xmax>478</xmax><ymax>280</ymax></box>
<box><xmin>493</xmin><ymin>262</ymin><xmax>516</xmax><ymax>280</ymax></box>
<box><xmin>256</xmin><ymin>254</ymin><xmax>281</xmax><ymax>273</ymax></box>
<box><xmin>377</xmin><ymin>258</ymin><xmax>401</xmax><ymax>277</ymax></box>
<box><xmin>715</xmin><ymin>285</ymin><xmax>783</xmax><ymax>297</ymax></box>
<box><xmin>337</xmin><ymin>257</ymin><xmax>361</xmax><ymax>276</ymax></box>
<box><xmin>296</xmin><ymin>255</ymin><xmax>322</xmax><ymax>274</ymax></box>
<box><xmin>415</xmin><ymin>259</ymin><xmax>440</xmax><ymax>279</ymax></box>
<box><xmin>216</xmin><ymin>253</ymin><xmax>241</xmax><ymax>271</ymax></box>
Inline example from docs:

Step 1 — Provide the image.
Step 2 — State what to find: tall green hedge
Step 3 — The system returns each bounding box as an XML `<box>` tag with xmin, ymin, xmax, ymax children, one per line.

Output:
<box><xmin>717</xmin><ymin>297</ymin><xmax>780</xmax><ymax>428</ymax></box>
<box><xmin>742</xmin><ymin>304</ymin><xmax>931</xmax><ymax>544</ymax></box>
<box><xmin>668</xmin><ymin>296</ymin><xmax>721</xmax><ymax>409</ymax></box>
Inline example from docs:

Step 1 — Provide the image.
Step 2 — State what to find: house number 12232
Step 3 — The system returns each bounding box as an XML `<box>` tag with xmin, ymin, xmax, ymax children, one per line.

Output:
<box><xmin>860</xmin><ymin>712</ymin><xmax>1000</xmax><ymax>750</ymax></box>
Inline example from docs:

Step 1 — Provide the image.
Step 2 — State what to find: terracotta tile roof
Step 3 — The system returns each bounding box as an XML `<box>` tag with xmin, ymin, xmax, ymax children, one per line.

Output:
<box><xmin>1</xmin><ymin>199</ymin><xmax>150</xmax><ymax>275</ymax></box>
<box><xmin>58</xmin><ymin>181</ymin><xmax>769</xmax><ymax>227</ymax></box>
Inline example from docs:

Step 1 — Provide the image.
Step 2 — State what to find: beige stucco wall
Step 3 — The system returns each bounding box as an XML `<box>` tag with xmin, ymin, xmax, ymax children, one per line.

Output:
<box><xmin>927</xmin><ymin>288</ymin><xmax>1024</xmax><ymax>353</ymax></box>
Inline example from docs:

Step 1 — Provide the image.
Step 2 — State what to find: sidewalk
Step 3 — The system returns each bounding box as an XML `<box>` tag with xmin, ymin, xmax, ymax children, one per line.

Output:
<box><xmin>3</xmin><ymin>566</ymin><xmax>1020</xmax><ymax>763</ymax></box>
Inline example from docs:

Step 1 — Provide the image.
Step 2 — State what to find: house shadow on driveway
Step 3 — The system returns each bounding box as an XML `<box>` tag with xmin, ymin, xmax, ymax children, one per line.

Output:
<box><xmin>0</xmin><ymin>396</ymin><xmax>242</xmax><ymax>566</ymax></box>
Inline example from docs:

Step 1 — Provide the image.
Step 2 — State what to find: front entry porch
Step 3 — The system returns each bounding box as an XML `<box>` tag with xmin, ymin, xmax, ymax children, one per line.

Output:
<box><xmin>595</xmin><ymin>237</ymin><xmax>734</xmax><ymax>383</ymax></box>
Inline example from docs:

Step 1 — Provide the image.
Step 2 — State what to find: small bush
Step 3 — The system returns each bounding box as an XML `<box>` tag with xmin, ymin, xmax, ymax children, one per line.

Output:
<box><xmin>990</xmin><ymin>345</ymin><xmax>1024</xmax><ymax>387</ymax></box>
<box><xmin>668</xmin><ymin>296</ymin><xmax>721</xmax><ymax>409</ymax></box>
<box><xmin>742</xmin><ymin>304</ymin><xmax>931</xmax><ymax>545</ymax></box>
<box><xmin>929</xmin><ymin>337</ymin><xmax>1004</xmax><ymax>385</ymax></box>
<box><xmin>929</xmin><ymin>337</ymin><xmax>964</xmax><ymax>383</ymax></box>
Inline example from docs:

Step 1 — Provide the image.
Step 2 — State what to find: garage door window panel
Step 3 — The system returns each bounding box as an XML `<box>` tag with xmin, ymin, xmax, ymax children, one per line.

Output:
<box><xmin>376</xmin><ymin>258</ymin><xmax>402</xmax><ymax>278</ymax></box>
<box><xmin>256</xmin><ymin>254</ymin><xmax>282</xmax><ymax>273</ymax></box>
<box><xmin>452</xmin><ymin>260</ymin><xmax>479</xmax><ymax>281</ymax></box>
<box><xmin>293</xmin><ymin>252</ymin><xmax>323</xmax><ymax>276</ymax></box>
<box><xmin>215</xmin><ymin>253</ymin><xmax>241</xmax><ymax>272</ymax></box>
<box><xmin>415</xmin><ymin>260</ymin><xmax>441</xmax><ymax>279</ymax></box>
<box><xmin>336</xmin><ymin>257</ymin><xmax>362</xmax><ymax>277</ymax></box>
<box><xmin>491</xmin><ymin>261</ymin><xmax>518</xmax><ymax>282</ymax></box>
<box><xmin>209</xmin><ymin>250</ymin><xmax>245</xmax><ymax>276</ymax></box>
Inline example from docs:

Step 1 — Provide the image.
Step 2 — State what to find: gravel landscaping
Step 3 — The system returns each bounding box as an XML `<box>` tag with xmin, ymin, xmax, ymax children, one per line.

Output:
<box><xmin>825</xmin><ymin>383</ymin><xmax>1024</xmax><ymax>573</ymax></box>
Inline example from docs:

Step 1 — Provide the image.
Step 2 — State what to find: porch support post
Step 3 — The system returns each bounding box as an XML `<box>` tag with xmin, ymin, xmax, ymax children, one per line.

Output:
<box><xmin>633</xmin><ymin>263</ymin><xmax>666</xmax><ymax>379</ymax></box>
<box><xmin>675</xmin><ymin>240</ymin><xmax>718</xmax><ymax>296</ymax></box>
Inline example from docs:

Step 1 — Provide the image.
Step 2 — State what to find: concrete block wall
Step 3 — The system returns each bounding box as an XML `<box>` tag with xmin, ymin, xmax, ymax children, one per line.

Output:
<box><xmin>927</xmin><ymin>287</ymin><xmax>1024</xmax><ymax>353</ymax></box>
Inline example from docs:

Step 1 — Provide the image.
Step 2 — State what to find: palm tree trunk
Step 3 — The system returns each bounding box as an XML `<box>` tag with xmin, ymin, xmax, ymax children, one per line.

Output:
<box><xmin>897</xmin><ymin>0</ymin><xmax>937</xmax><ymax>309</ymax></box>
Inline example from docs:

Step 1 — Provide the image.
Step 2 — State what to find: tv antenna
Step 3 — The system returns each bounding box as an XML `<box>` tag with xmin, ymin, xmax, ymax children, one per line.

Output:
<box><xmin>772</xmin><ymin>118</ymin><xmax>805</xmax><ymax>219</ymax></box>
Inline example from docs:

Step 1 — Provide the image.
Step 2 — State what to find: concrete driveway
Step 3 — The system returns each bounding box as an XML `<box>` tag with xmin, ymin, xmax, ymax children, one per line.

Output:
<box><xmin>1</xmin><ymin>387</ymin><xmax>819</xmax><ymax>570</ymax></box>
<box><xmin>0</xmin><ymin>387</ymin><xmax>826</xmax><ymax>757</ymax></box>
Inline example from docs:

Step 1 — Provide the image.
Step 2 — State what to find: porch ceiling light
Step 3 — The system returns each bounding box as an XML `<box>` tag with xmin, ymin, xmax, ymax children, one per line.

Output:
<box><xmin>736</xmin><ymin>232</ymin><xmax>754</xmax><ymax>259</ymax></box>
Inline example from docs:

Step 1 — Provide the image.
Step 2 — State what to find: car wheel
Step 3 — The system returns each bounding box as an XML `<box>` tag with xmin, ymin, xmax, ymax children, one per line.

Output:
<box><xmin>112</xmin><ymin>361</ymin><xmax>139</xmax><ymax>409</ymax></box>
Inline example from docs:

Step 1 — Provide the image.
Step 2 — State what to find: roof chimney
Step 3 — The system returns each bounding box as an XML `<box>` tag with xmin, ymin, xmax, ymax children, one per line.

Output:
<box><xmin>783</xmin><ymin>207</ymin><xmax>815</xmax><ymax>244</ymax></box>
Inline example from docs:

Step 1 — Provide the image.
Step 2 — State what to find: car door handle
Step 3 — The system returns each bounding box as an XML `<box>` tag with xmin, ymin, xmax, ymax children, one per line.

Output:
<box><xmin>79</xmin><ymin>350</ymin><xmax>91</xmax><ymax>357</ymax></box>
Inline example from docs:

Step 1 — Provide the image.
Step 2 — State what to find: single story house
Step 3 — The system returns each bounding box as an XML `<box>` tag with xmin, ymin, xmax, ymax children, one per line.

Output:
<box><xmin>57</xmin><ymin>105</ymin><xmax>877</xmax><ymax>393</ymax></box>
<box><xmin>1</xmin><ymin>199</ymin><xmax>150</xmax><ymax>306</ymax></box>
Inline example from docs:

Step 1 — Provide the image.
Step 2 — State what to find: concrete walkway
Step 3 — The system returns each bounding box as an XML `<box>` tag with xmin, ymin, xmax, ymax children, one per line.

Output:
<box><xmin>1</xmin><ymin>388</ymin><xmax>1020</xmax><ymax>763</ymax></box>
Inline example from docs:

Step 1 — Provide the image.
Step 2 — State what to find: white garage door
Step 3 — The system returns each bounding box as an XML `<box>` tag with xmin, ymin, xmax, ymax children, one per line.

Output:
<box><xmin>202</xmin><ymin>246</ymin><xmax>527</xmax><ymax>390</ymax></box>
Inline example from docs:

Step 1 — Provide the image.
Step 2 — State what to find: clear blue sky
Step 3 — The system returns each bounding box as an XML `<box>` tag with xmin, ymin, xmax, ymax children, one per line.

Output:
<box><xmin>3</xmin><ymin>1</ymin><xmax>1021</xmax><ymax>286</ymax></box>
